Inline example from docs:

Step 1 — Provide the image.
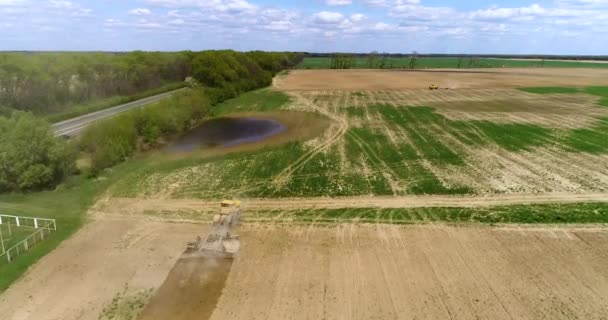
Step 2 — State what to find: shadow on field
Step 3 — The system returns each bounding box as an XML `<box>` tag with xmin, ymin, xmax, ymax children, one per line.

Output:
<box><xmin>138</xmin><ymin>253</ymin><xmax>233</xmax><ymax>320</ymax></box>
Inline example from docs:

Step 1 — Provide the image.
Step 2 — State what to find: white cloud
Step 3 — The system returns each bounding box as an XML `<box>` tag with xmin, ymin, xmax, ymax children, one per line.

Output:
<box><xmin>325</xmin><ymin>0</ymin><xmax>351</xmax><ymax>6</ymax></box>
<box><xmin>0</xmin><ymin>0</ymin><xmax>25</xmax><ymax>6</ymax></box>
<box><xmin>350</xmin><ymin>13</ymin><xmax>365</xmax><ymax>22</ymax></box>
<box><xmin>145</xmin><ymin>0</ymin><xmax>257</xmax><ymax>13</ymax></box>
<box><xmin>314</xmin><ymin>11</ymin><xmax>345</xmax><ymax>24</ymax></box>
<box><xmin>130</xmin><ymin>8</ymin><xmax>151</xmax><ymax>16</ymax></box>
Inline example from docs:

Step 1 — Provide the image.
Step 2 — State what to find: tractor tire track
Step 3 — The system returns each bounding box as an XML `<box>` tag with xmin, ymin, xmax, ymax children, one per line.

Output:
<box><xmin>272</xmin><ymin>92</ymin><xmax>348</xmax><ymax>189</ymax></box>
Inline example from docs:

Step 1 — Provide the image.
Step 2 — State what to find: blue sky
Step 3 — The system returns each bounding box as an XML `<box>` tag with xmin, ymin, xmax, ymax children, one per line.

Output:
<box><xmin>1</xmin><ymin>0</ymin><xmax>607</xmax><ymax>54</ymax></box>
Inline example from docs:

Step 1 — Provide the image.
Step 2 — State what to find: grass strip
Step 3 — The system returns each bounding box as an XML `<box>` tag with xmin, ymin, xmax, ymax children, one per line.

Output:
<box><xmin>254</xmin><ymin>203</ymin><xmax>608</xmax><ymax>225</ymax></box>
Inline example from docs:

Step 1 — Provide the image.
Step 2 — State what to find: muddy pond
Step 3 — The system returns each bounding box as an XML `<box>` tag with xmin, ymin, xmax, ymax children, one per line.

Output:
<box><xmin>167</xmin><ymin>117</ymin><xmax>287</xmax><ymax>153</ymax></box>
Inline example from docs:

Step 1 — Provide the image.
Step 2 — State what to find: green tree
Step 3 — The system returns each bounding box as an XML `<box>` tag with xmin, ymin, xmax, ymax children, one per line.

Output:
<box><xmin>408</xmin><ymin>51</ymin><xmax>418</xmax><ymax>69</ymax></box>
<box><xmin>0</xmin><ymin>112</ymin><xmax>76</xmax><ymax>191</ymax></box>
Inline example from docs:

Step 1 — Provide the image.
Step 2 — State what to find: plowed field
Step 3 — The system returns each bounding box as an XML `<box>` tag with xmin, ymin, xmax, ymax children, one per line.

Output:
<box><xmin>2</xmin><ymin>218</ymin><xmax>608</xmax><ymax>320</ymax></box>
<box><xmin>276</xmin><ymin>68</ymin><xmax>608</xmax><ymax>91</ymax></box>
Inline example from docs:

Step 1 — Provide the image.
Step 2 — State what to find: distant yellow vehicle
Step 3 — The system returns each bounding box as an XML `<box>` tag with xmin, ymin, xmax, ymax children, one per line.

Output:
<box><xmin>220</xmin><ymin>200</ymin><xmax>241</xmax><ymax>214</ymax></box>
<box><xmin>429</xmin><ymin>84</ymin><xmax>439</xmax><ymax>90</ymax></box>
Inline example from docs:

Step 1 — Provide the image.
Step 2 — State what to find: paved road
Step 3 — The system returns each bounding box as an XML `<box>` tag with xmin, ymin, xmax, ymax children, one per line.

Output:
<box><xmin>53</xmin><ymin>88</ymin><xmax>185</xmax><ymax>137</ymax></box>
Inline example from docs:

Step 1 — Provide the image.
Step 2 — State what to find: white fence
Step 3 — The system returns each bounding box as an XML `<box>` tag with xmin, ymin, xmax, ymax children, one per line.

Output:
<box><xmin>0</xmin><ymin>215</ymin><xmax>57</xmax><ymax>265</ymax></box>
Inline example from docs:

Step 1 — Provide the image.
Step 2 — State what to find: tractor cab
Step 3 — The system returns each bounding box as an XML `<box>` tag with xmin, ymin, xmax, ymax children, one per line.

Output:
<box><xmin>220</xmin><ymin>200</ymin><xmax>241</xmax><ymax>214</ymax></box>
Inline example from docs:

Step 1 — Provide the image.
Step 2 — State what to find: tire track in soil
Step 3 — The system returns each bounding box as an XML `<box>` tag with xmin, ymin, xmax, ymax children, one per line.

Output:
<box><xmin>444</xmin><ymin>227</ymin><xmax>515</xmax><ymax>319</ymax></box>
<box><xmin>271</xmin><ymin>92</ymin><xmax>349</xmax><ymax>190</ymax></box>
<box><xmin>529</xmin><ymin>232</ymin><xmax>608</xmax><ymax>311</ymax></box>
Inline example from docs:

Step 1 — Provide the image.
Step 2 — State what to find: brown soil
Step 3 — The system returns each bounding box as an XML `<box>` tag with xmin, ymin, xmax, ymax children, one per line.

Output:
<box><xmin>0</xmin><ymin>217</ymin><xmax>205</xmax><ymax>320</ymax></box>
<box><xmin>210</xmin><ymin>224</ymin><xmax>608</xmax><ymax>320</ymax></box>
<box><xmin>276</xmin><ymin>69</ymin><xmax>608</xmax><ymax>91</ymax></box>
<box><xmin>138</xmin><ymin>255</ymin><xmax>232</xmax><ymax>320</ymax></box>
<box><xmin>2</xmin><ymin>215</ymin><xmax>608</xmax><ymax>320</ymax></box>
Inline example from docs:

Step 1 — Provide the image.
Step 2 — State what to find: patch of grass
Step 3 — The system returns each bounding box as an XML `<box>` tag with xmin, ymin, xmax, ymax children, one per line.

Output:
<box><xmin>99</xmin><ymin>286</ymin><xmax>154</xmax><ymax>320</ymax></box>
<box><xmin>211</xmin><ymin>89</ymin><xmax>291</xmax><ymax>116</ymax></box>
<box><xmin>583</xmin><ymin>86</ymin><xmax>608</xmax><ymax>97</ymax></box>
<box><xmin>561</xmin><ymin>118</ymin><xmax>608</xmax><ymax>153</ymax></box>
<box><xmin>377</xmin><ymin>106</ymin><xmax>466</xmax><ymax>165</ymax></box>
<box><xmin>43</xmin><ymin>82</ymin><xmax>186</xmax><ymax>124</ymax></box>
<box><xmin>258</xmin><ymin>202</ymin><xmax>608</xmax><ymax>224</ymax></box>
<box><xmin>346</xmin><ymin>126</ymin><xmax>471</xmax><ymax>195</ymax></box>
<box><xmin>518</xmin><ymin>87</ymin><xmax>581</xmax><ymax>94</ymax></box>
<box><xmin>469</xmin><ymin>121</ymin><xmax>553</xmax><ymax>151</ymax></box>
<box><xmin>519</xmin><ymin>86</ymin><xmax>608</xmax><ymax>106</ymax></box>
<box><xmin>0</xmin><ymin>173</ymin><xmax>116</xmax><ymax>292</ymax></box>
<box><xmin>345</xmin><ymin>107</ymin><xmax>365</xmax><ymax>118</ymax></box>
<box><xmin>0</xmin><ymin>224</ymin><xmax>34</xmax><ymax>250</ymax></box>
<box><xmin>377</xmin><ymin>105</ymin><xmax>552</xmax><ymax>152</ymax></box>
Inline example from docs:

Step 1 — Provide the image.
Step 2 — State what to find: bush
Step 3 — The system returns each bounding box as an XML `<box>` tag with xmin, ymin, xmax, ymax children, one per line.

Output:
<box><xmin>0</xmin><ymin>112</ymin><xmax>76</xmax><ymax>191</ymax></box>
<box><xmin>81</xmin><ymin>116</ymin><xmax>138</xmax><ymax>174</ymax></box>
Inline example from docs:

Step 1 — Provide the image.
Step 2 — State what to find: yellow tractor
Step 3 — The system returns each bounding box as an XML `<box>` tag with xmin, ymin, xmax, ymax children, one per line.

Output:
<box><xmin>213</xmin><ymin>200</ymin><xmax>241</xmax><ymax>226</ymax></box>
<box><xmin>429</xmin><ymin>84</ymin><xmax>439</xmax><ymax>90</ymax></box>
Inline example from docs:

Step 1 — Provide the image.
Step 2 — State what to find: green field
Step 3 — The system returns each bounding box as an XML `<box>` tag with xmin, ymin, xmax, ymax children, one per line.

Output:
<box><xmin>297</xmin><ymin>57</ymin><xmax>608</xmax><ymax>69</ymax></box>
<box><xmin>246</xmin><ymin>202</ymin><xmax>608</xmax><ymax>224</ymax></box>
<box><xmin>108</xmin><ymin>87</ymin><xmax>608</xmax><ymax>199</ymax></box>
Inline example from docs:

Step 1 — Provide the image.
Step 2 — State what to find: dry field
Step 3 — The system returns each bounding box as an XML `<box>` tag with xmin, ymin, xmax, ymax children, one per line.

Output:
<box><xmin>211</xmin><ymin>224</ymin><xmax>608</xmax><ymax>320</ymax></box>
<box><xmin>2</xmin><ymin>217</ymin><xmax>608</xmax><ymax>319</ymax></box>
<box><xmin>276</xmin><ymin>68</ymin><xmax>608</xmax><ymax>91</ymax></box>
<box><xmin>0</xmin><ymin>217</ymin><xmax>205</xmax><ymax>320</ymax></box>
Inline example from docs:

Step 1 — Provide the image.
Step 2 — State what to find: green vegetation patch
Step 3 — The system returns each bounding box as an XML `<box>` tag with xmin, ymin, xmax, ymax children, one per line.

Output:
<box><xmin>376</xmin><ymin>105</ymin><xmax>552</xmax><ymax>152</ymax></box>
<box><xmin>255</xmin><ymin>202</ymin><xmax>608</xmax><ymax>224</ymax></box>
<box><xmin>211</xmin><ymin>89</ymin><xmax>291</xmax><ymax>116</ymax></box>
<box><xmin>561</xmin><ymin>118</ymin><xmax>608</xmax><ymax>153</ymax></box>
<box><xmin>519</xmin><ymin>86</ymin><xmax>608</xmax><ymax>107</ymax></box>
<box><xmin>0</xmin><ymin>173</ymin><xmax>116</xmax><ymax>292</ymax></box>
<box><xmin>518</xmin><ymin>87</ymin><xmax>581</xmax><ymax>94</ymax></box>
<box><xmin>583</xmin><ymin>86</ymin><xmax>608</xmax><ymax>97</ymax></box>
<box><xmin>0</xmin><ymin>223</ymin><xmax>34</xmax><ymax>250</ymax></box>
<box><xmin>99</xmin><ymin>287</ymin><xmax>154</xmax><ymax>320</ymax></box>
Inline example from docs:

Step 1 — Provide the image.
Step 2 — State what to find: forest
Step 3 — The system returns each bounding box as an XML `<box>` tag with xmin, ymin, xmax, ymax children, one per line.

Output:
<box><xmin>0</xmin><ymin>51</ymin><xmax>301</xmax><ymax>116</ymax></box>
<box><xmin>0</xmin><ymin>50</ymin><xmax>303</xmax><ymax>192</ymax></box>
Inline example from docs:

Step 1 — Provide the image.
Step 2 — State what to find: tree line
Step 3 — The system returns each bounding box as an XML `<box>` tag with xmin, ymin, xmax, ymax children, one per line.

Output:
<box><xmin>0</xmin><ymin>50</ymin><xmax>303</xmax><ymax>192</ymax></box>
<box><xmin>0</xmin><ymin>51</ymin><xmax>302</xmax><ymax>116</ymax></box>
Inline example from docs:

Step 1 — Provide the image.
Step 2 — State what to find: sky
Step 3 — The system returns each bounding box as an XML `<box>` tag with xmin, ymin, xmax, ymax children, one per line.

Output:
<box><xmin>1</xmin><ymin>0</ymin><xmax>608</xmax><ymax>54</ymax></box>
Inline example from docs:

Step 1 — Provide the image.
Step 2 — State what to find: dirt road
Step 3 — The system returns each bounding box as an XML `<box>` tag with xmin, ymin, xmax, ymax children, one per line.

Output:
<box><xmin>276</xmin><ymin>69</ymin><xmax>608</xmax><ymax>91</ymax></box>
<box><xmin>0</xmin><ymin>217</ymin><xmax>204</xmax><ymax>320</ymax></box>
<box><xmin>98</xmin><ymin>192</ymin><xmax>608</xmax><ymax>216</ymax></box>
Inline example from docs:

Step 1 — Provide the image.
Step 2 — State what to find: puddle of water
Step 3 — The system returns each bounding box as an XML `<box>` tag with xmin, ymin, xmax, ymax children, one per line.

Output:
<box><xmin>167</xmin><ymin>117</ymin><xmax>287</xmax><ymax>153</ymax></box>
